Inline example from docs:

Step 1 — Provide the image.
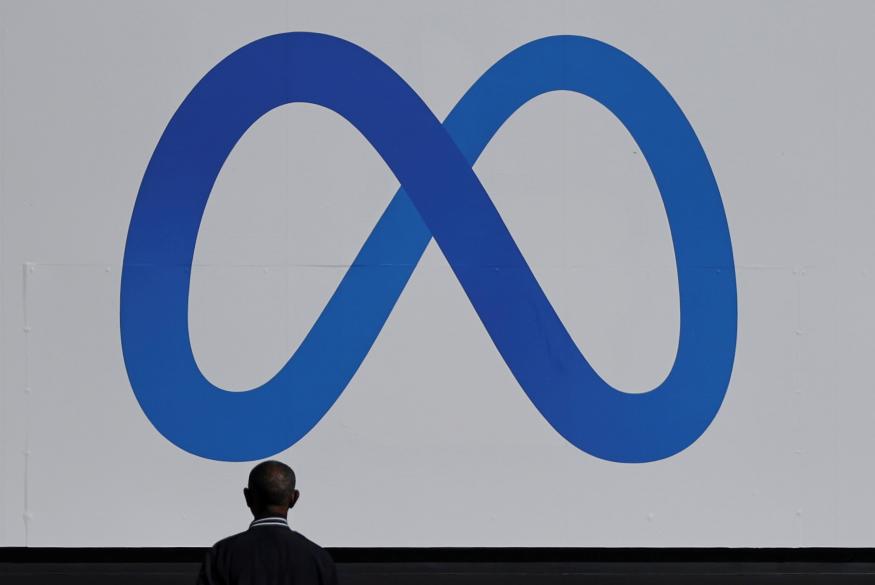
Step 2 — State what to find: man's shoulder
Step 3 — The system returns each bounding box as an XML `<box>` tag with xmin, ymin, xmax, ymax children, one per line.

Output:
<box><xmin>288</xmin><ymin>530</ymin><xmax>333</xmax><ymax>560</ymax></box>
<box><xmin>211</xmin><ymin>527</ymin><xmax>332</xmax><ymax>560</ymax></box>
<box><xmin>209</xmin><ymin>529</ymin><xmax>253</xmax><ymax>552</ymax></box>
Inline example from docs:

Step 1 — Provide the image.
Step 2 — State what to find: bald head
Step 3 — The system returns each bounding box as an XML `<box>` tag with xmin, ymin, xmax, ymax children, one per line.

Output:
<box><xmin>244</xmin><ymin>460</ymin><xmax>299</xmax><ymax>518</ymax></box>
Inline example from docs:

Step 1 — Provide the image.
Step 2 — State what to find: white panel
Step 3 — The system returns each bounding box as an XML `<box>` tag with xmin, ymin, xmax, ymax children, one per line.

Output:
<box><xmin>2</xmin><ymin>0</ymin><xmax>875</xmax><ymax>548</ymax></box>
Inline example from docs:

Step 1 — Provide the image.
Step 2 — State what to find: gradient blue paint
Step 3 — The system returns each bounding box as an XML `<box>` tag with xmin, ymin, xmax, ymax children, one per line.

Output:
<box><xmin>121</xmin><ymin>33</ymin><xmax>736</xmax><ymax>462</ymax></box>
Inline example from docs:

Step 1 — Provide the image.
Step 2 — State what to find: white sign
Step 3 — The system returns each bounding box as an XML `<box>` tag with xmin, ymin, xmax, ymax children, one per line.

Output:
<box><xmin>1</xmin><ymin>1</ymin><xmax>873</xmax><ymax>547</ymax></box>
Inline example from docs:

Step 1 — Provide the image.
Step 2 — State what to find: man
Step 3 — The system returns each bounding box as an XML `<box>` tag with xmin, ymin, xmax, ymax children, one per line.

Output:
<box><xmin>197</xmin><ymin>461</ymin><xmax>338</xmax><ymax>585</ymax></box>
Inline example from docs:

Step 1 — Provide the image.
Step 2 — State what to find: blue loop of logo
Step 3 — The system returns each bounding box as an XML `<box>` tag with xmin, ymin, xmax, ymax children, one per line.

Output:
<box><xmin>121</xmin><ymin>33</ymin><xmax>736</xmax><ymax>463</ymax></box>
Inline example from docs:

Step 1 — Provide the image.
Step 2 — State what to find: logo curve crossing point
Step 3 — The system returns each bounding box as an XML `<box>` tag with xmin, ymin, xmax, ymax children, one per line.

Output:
<box><xmin>121</xmin><ymin>33</ymin><xmax>737</xmax><ymax>463</ymax></box>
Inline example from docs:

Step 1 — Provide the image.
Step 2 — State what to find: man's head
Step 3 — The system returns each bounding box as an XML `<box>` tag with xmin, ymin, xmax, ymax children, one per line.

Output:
<box><xmin>243</xmin><ymin>460</ymin><xmax>299</xmax><ymax>518</ymax></box>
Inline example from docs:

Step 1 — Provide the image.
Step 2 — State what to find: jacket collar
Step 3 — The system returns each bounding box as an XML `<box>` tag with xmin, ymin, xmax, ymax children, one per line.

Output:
<box><xmin>249</xmin><ymin>516</ymin><xmax>289</xmax><ymax>529</ymax></box>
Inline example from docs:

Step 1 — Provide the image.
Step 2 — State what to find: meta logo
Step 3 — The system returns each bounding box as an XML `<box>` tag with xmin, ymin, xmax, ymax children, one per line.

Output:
<box><xmin>121</xmin><ymin>33</ymin><xmax>736</xmax><ymax>463</ymax></box>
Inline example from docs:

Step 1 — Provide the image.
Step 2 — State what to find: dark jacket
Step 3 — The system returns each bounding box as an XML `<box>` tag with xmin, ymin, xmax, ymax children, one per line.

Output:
<box><xmin>197</xmin><ymin>517</ymin><xmax>338</xmax><ymax>585</ymax></box>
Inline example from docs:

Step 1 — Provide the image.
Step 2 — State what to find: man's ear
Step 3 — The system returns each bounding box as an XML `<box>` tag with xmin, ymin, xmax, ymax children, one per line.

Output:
<box><xmin>243</xmin><ymin>487</ymin><xmax>252</xmax><ymax>509</ymax></box>
<box><xmin>289</xmin><ymin>489</ymin><xmax>300</xmax><ymax>509</ymax></box>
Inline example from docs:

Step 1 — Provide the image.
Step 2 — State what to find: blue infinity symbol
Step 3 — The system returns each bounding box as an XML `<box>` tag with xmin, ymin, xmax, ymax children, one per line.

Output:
<box><xmin>121</xmin><ymin>33</ymin><xmax>736</xmax><ymax>463</ymax></box>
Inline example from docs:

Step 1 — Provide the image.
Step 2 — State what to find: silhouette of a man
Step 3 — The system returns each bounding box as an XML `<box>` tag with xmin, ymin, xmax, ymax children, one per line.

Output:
<box><xmin>197</xmin><ymin>460</ymin><xmax>338</xmax><ymax>585</ymax></box>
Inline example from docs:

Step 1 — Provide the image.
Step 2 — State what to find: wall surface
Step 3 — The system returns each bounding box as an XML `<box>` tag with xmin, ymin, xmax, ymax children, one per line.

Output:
<box><xmin>1</xmin><ymin>0</ymin><xmax>874</xmax><ymax>548</ymax></box>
